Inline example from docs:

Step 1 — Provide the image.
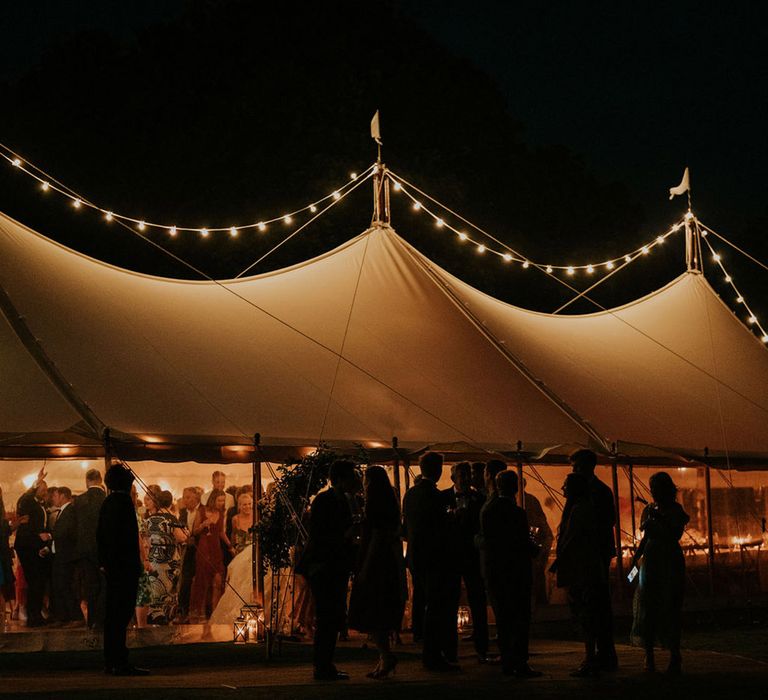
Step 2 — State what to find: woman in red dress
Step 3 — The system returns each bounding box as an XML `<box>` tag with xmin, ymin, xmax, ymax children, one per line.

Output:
<box><xmin>189</xmin><ymin>489</ymin><xmax>230</xmax><ymax>622</ymax></box>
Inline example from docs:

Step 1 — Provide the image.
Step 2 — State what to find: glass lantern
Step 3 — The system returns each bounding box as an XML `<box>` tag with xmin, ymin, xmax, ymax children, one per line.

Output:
<box><xmin>233</xmin><ymin>614</ymin><xmax>248</xmax><ymax>644</ymax></box>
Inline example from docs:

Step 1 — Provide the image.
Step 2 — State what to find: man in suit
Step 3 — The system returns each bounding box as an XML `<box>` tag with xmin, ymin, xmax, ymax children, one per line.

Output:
<box><xmin>403</xmin><ymin>451</ymin><xmax>459</xmax><ymax>672</ymax></box>
<box><xmin>15</xmin><ymin>470</ymin><xmax>52</xmax><ymax>627</ymax></box>
<box><xmin>74</xmin><ymin>468</ymin><xmax>106</xmax><ymax>628</ymax></box>
<box><xmin>479</xmin><ymin>470</ymin><xmax>541</xmax><ymax>678</ymax></box>
<box><xmin>176</xmin><ymin>486</ymin><xmax>202</xmax><ymax>622</ymax></box>
<box><xmin>51</xmin><ymin>486</ymin><xmax>82</xmax><ymax>625</ymax></box>
<box><xmin>298</xmin><ymin>459</ymin><xmax>357</xmax><ymax>681</ymax></box>
<box><xmin>442</xmin><ymin>461</ymin><xmax>490</xmax><ymax>662</ymax></box>
<box><xmin>570</xmin><ymin>448</ymin><xmax>618</xmax><ymax>671</ymax></box>
<box><xmin>98</xmin><ymin>463</ymin><xmax>148</xmax><ymax>676</ymax></box>
<box><xmin>201</xmin><ymin>471</ymin><xmax>235</xmax><ymax>510</ymax></box>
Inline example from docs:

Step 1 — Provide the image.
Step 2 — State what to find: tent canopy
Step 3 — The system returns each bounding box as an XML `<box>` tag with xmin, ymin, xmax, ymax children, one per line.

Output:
<box><xmin>1</xmin><ymin>211</ymin><xmax>766</xmax><ymax>465</ymax></box>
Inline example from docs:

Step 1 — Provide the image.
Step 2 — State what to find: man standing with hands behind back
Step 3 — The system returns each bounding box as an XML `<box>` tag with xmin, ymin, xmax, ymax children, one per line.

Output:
<box><xmin>98</xmin><ymin>462</ymin><xmax>149</xmax><ymax>676</ymax></box>
<box><xmin>569</xmin><ymin>449</ymin><xmax>618</xmax><ymax>672</ymax></box>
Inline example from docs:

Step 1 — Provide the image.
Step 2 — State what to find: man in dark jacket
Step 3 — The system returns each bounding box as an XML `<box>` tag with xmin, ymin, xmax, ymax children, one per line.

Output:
<box><xmin>570</xmin><ymin>448</ymin><xmax>618</xmax><ymax>671</ymax></box>
<box><xmin>403</xmin><ymin>451</ymin><xmax>459</xmax><ymax>671</ymax></box>
<box><xmin>98</xmin><ymin>463</ymin><xmax>148</xmax><ymax>676</ymax></box>
<box><xmin>74</xmin><ymin>468</ymin><xmax>106</xmax><ymax>628</ymax></box>
<box><xmin>176</xmin><ymin>486</ymin><xmax>202</xmax><ymax>622</ymax></box>
<box><xmin>479</xmin><ymin>470</ymin><xmax>541</xmax><ymax>677</ymax></box>
<box><xmin>15</xmin><ymin>471</ymin><xmax>52</xmax><ymax>627</ymax></box>
<box><xmin>442</xmin><ymin>461</ymin><xmax>489</xmax><ymax>662</ymax></box>
<box><xmin>51</xmin><ymin>487</ymin><xmax>82</xmax><ymax>624</ymax></box>
<box><xmin>299</xmin><ymin>459</ymin><xmax>356</xmax><ymax>681</ymax></box>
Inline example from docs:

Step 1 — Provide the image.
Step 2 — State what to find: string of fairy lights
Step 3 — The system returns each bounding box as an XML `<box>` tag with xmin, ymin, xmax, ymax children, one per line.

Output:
<box><xmin>386</xmin><ymin>169</ymin><xmax>685</xmax><ymax>276</ymax></box>
<box><xmin>0</xmin><ymin>146</ymin><xmax>374</xmax><ymax>237</ymax></box>
<box><xmin>698</xmin><ymin>224</ymin><xmax>768</xmax><ymax>343</ymax></box>
<box><xmin>2</xmin><ymin>143</ymin><xmax>766</xmax><ymax>343</ymax></box>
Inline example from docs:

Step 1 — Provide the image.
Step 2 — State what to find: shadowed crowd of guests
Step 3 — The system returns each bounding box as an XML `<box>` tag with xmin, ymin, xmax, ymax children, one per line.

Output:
<box><xmin>300</xmin><ymin>450</ymin><xmax>690</xmax><ymax>682</ymax></box>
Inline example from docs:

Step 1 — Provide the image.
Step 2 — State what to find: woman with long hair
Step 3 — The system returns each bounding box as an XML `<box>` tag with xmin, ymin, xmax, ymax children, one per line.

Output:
<box><xmin>551</xmin><ymin>472</ymin><xmax>605</xmax><ymax>677</ymax></box>
<box><xmin>230</xmin><ymin>491</ymin><xmax>254</xmax><ymax>556</ymax></box>
<box><xmin>348</xmin><ymin>465</ymin><xmax>406</xmax><ymax>679</ymax></box>
<box><xmin>189</xmin><ymin>488</ymin><xmax>230</xmax><ymax>621</ymax></box>
<box><xmin>631</xmin><ymin>471</ymin><xmax>689</xmax><ymax>674</ymax></box>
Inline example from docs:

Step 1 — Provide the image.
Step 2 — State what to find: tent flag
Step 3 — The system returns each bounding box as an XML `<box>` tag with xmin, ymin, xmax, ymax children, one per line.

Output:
<box><xmin>370</xmin><ymin>110</ymin><xmax>382</xmax><ymax>145</ymax></box>
<box><xmin>669</xmin><ymin>167</ymin><xmax>690</xmax><ymax>200</ymax></box>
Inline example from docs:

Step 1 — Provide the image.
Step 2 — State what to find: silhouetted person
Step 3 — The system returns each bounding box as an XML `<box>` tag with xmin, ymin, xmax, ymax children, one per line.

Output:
<box><xmin>348</xmin><ymin>465</ymin><xmax>406</xmax><ymax>679</ymax></box>
<box><xmin>570</xmin><ymin>449</ymin><xmax>617</xmax><ymax>671</ymax></box>
<box><xmin>479</xmin><ymin>470</ymin><xmax>541</xmax><ymax>677</ymax></box>
<box><xmin>15</xmin><ymin>470</ymin><xmax>52</xmax><ymax>627</ymax></box>
<box><xmin>74</xmin><ymin>468</ymin><xmax>106</xmax><ymax>628</ymax></box>
<box><xmin>297</xmin><ymin>459</ymin><xmax>356</xmax><ymax>681</ymax></box>
<box><xmin>442</xmin><ymin>461</ymin><xmax>490</xmax><ymax>662</ymax></box>
<box><xmin>552</xmin><ymin>472</ymin><xmax>604</xmax><ymax>677</ymax></box>
<box><xmin>523</xmin><ymin>480</ymin><xmax>554</xmax><ymax>610</ymax></box>
<box><xmin>470</xmin><ymin>462</ymin><xmax>487</xmax><ymax>496</ymax></box>
<box><xmin>98</xmin><ymin>463</ymin><xmax>149</xmax><ymax>676</ymax></box>
<box><xmin>403</xmin><ymin>452</ymin><xmax>459</xmax><ymax>672</ymax></box>
<box><xmin>51</xmin><ymin>487</ymin><xmax>82</xmax><ymax>625</ymax></box>
<box><xmin>631</xmin><ymin>472</ymin><xmax>689</xmax><ymax>674</ymax></box>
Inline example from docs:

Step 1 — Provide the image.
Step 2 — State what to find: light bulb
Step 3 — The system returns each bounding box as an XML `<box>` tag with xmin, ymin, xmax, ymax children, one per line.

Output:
<box><xmin>567</xmin><ymin>266</ymin><xmax>575</xmax><ymax>275</ymax></box>
<box><xmin>503</xmin><ymin>253</ymin><xmax>512</xmax><ymax>262</ymax></box>
<box><xmin>258</xmin><ymin>222</ymin><xmax>266</xmax><ymax>232</ymax></box>
<box><xmin>737</xmin><ymin>296</ymin><xmax>744</xmax><ymax>303</ymax></box>
<box><xmin>435</xmin><ymin>218</ymin><xmax>444</xmax><ymax>227</ymax></box>
<box><xmin>606</xmin><ymin>261</ymin><xmax>615</xmax><ymax>270</ymax></box>
<box><xmin>310</xmin><ymin>205</ymin><xmax>317</xmax><ymax>213</ymax></box>
<box><xmin>412</xmin><ymin>202</ymin><xmax>421</xmax><ymax>211</ymax></box>
<box><xmin>332</xmin><ymin>191</ymin><xmax>341</xmax><ymax>201</ymax></box>
<box><xmin>671</xmin><ymin>223</ymin><xmax>681</xmax><ymax>232</ymax></box>
<box><xmin>522</xmin><ymin>260</ymin><xmax>530</xmax><ymax>269</ymax></box>
<box><xmin>138</xmin><ymin>221</ymin><xmax>146</xmax><ymax>231</ymax></box>
<box><xmin>200</xmin><ymin>228</ymin><xmax>209</xmax><ymax>237</ymax></box>
<box><xmin>476</xmin><ymin>244</ymin><xmax>486</xmax><ymax>254</ymax></box>
<box><xmin>73</xmin><ymin>198</ymin><xmax>81</xmax><ymax>208</ymax></box>
<box><xmin>393</xmin><ymin>181</ymin><xmax>402</xmax><ymax>191</ymax></box>
<box><xmin>701</xmin><ymin>230</ymin><xmax>708</xmax><ymax>237</ymax></box>
<box><xmin>712</xmin><ymin>253</ymin><xmax>721</xmax><ymax>262</ymax></box>
<box><xmin>169</xmin><ymin>226</ymin><xmax>177</xmax><ymax>237</ymax></box>
<box><xmin>350</xmin><ymin>172</ymin><xmax>357</xmax><ymax>180</ymax></box>
<box><xmin>283</xmin><ymin>215</ymin><xmax>293</xmax><ymax>224</ymax></box>
<box><xmin>641</xmin><ymin>246</ymin><xmax>649</xmax><ymax>255</ymax></box>
<box><xmin>685</xmin><ymin>211</ymin><xmax>694</xmax><ymax>221</ymax></box>
<box><xmin>12</xmin><ymin>158</ymin><xmax>21</xmax><ymax>167</ymax></box>
<box><xmin>458</xmin><ymin>232</ymin><xmax>468</xmax><ymax>241</ymax></box>
<box><xmin>229</xmin><ymin>226</ymin><xmax>238</xmax><ymax>237</ymax></box>
<box><xmin>748</xmin><ymin>315</ymin><xmax>757</xmax><ymax>324</ymax></box>
<box><xmin>105</xmin><ymin>212</ymin><xmax>113</xmax><ymax>221</ymax></box>
<box><xmin>624</xmin><ymin>255</ymin><xmax>631</xmax><ymax>263</ymax></box>
<box><xmin>762</xmin><ymin>335</ymin><xmax>768</xmax><ymax>343</ymax></box>
<box><xmin>725</xmin><ymin>275</ymin><xmax>732</xmax><ymax>283</ymax></box>
<box><xmin>587</xmin><ymin>265</ymin><xmax>594</xmax><ymax>274</ymax></box>
<box><xmin>546</xmin><ymin>265</ymin><xmax>553</xmax><ymax>274</ymax></box>
<box><xmin>41</xmin><ymin>181</ymin><xmax>50</xmax><ymax>191</ymax></box>
<box><xmin>656</xmin><ymin>236</ymin><xmax>665</xmax><ymax>244</ymax></box>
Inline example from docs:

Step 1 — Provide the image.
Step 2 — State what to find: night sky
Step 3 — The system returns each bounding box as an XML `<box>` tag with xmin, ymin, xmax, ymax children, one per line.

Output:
<box><xmin>1</xmin><ymin>0</ymin><xmax>767</xmax><ymax>320</ymax></box>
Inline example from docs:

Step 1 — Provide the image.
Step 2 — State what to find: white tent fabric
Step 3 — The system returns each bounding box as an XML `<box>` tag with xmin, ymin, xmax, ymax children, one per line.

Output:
<box><xmin>1</xmin><ymin>210</ymin><xmax>767</xmax><ymax>458</ymax></box>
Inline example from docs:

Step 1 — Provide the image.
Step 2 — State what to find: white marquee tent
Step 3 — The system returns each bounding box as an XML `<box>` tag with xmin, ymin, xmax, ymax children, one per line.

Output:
<box><xmin>1</xmin><ymin>210</ymin><xmax>767</xmax><ymax>467</ymax></box>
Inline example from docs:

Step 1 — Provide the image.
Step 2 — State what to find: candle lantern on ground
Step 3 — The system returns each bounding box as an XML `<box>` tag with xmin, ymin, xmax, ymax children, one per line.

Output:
<box><xmin>233</xmin><ymin>614</ymin><xmax>247</xmax><ymax>644</ymax></box>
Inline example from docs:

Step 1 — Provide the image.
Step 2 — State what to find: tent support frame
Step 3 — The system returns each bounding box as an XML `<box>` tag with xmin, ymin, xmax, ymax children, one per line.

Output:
<box><xmin>704</xmin><ymin>447</ymin><xmax>716</xmax><ymax>596</ymax></box>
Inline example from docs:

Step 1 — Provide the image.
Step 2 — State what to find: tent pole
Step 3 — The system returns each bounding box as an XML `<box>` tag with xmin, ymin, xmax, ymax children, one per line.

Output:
<box><xmin>103</xmin><ymin>427</ymin><xmax>112</xmax><ymax>472</ymax></box>
<box><xmin>252</xmin><ymin>433</ymin><xmax>265</xmax><ymax>607</ymax></box>
<box><xmin>403</xmin><ymin>456</ymin><xmax>411</xmax><ymax>493</ymax></box>
<box><xmin>628</xmin><ymin>462</ymin><xmax>637</xmax><ymax>545</ymax></box>
<box><xmin>392</xmin><ymin>436</ymin><xmax>401</xmax><ymax>501</ymax></box>
<box><xmin>516</xmin><ymin>440</ymin><xmax>525</xmax><ymax>509</ymax></box>
<box><xmin>704</xmin><ymin>446</ymin><xmax>715</xmax><ymax>597</ymax></box>
<box><xmin>610</xmin><ymin>444</ymin><xmax>624</xmax><ymax>595</ymax></box>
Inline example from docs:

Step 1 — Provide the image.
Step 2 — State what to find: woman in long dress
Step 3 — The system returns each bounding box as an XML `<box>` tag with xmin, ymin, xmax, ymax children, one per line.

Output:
<box><xmin>631</xmin><ymin>471</ymin><xmax>689</xmax><ymax>674</ymax></box>
<box><xmin>551</xmin><ymin>472</ymin><xmax>605</xmax><ymax>678</ymax></box>
<box><xmin>190</xmin><ymin>489</ymin><xmax>230</xmax><ymax>622</ymax></box>
<box><xmin>1</xmin><ymin>486</ymin><xmax>27</xmax><ymax>623</ymax></box>
<box><xmin>348</xmin><ymin>465</ymin><xmax>406</xmax><ymax>679</ymax></box>
<box><xmin>145</xmin><ymin>490</ymin><xmax>186</xmax><ymax>624</ymax></box>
